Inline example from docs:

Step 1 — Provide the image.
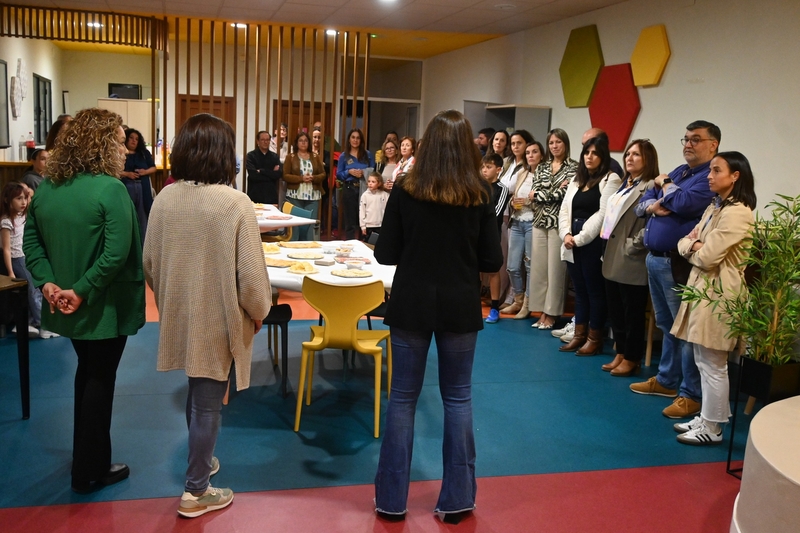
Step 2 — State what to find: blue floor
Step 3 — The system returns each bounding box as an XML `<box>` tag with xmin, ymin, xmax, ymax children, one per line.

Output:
<box><xmin>0</xmin><ymin>319</ymin><xmax>752</xmax><ymax>508</ymax></box>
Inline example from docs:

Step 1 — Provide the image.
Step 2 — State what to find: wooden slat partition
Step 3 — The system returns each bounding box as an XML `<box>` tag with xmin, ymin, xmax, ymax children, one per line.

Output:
<box><xmin>2</xmin><ymin>4</ymin><xmax>373</xmax><ymax>232</ymax></box>
<box><xmin>0</xmin><ymin>5</ymin><xmax>166</xmax><ymax>47</ymax></box>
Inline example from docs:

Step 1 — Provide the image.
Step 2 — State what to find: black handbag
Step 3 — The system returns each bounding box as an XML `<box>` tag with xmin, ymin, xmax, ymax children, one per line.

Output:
<box><xmin>669</xmin><ymin>249</ymin><xmax>693</xmax><ymax>286</ymax></box>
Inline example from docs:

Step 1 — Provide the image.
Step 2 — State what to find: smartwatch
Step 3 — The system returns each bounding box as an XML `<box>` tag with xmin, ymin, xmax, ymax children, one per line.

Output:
<box><xmin>662</xmin><ymin>177</ymin><xmax>673</xmax><ymax>186</ymax></box>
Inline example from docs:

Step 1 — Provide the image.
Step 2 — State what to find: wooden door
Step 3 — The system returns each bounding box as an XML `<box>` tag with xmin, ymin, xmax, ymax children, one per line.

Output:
<box><xmin>177</xmin><ymin>95</ymin><xmax>236</xmax><ymax>135</ymax></box>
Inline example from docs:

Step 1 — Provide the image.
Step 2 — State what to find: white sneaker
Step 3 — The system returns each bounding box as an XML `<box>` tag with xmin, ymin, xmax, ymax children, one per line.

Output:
<box><xmin>39</xmin><ymin>329</ymin><xmax>60</xmax><ymax>339</ymax></box>
<box><xmin>11</xmin><ymin>325</ymin><xmax>40</xmax><ymax>338</ymax></box>
<box><xmin>673</xmin><ymin>416</ymin><xmax>703</xmax><ymax>434</ymax></box>
<box><xmin>676</xmin><ymin>420</ymin><xmax>722</xmax><ymax>446</ymax></box>
<box><xmin>553</xmin><ymin>320</ymin><xmax>574</xmax><ymax>338</ymax></box>
<box><xmin>177</xmin><ymin>485</ymin><xmax>234</xmax><ymax>518</ymax></box>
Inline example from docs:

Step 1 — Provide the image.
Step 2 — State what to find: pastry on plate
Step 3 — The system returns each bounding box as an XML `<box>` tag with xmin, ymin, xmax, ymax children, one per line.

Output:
<box><xmin>264</xmin><ymin>257</ymin><xmax>296</xmax><ymax>268</ymax></box>
<box><xmin>330</xmin><ymin>268</ymin><xmax>373</xmax><ymax>278</ymax></box>
<box><xmin>262</xmin><ymin>243</ymin><xmax>281</xmax><ymax>254</ymax></box>
<box><xmin>279</xmin><ymin>241</ymin><xmax>322</xmax><ymax>249</ymax></box>
<box><xmin>288</xmin><ymin>261</ymin><xmax>318</xmax><ymax>275</ymax></box>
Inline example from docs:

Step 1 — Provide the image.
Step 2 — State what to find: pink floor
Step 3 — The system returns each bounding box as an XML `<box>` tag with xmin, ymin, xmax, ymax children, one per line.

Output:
<box><xmin>1</xmin><ymin>462</ymin><xmax>739</xmax><ymax>533</ymax></box>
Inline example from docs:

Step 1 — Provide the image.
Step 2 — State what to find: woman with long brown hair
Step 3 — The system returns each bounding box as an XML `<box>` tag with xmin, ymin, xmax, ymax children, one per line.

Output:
<box><xmin>336</xmin><ymin>128</ymin><xmax>374</xmax><ymax>239</ymax></box>
<box><xmin>374</xmin><ymin>110</ymin><xmax>502</xmax><ymax>524</ymax></box>
<box><xmin>558</xmin><ymin>135</ymin><xmax>621</xmax><ymax>355</ymax></box>
<box><xmin>671</xmin><ymin>151</ymin><xmax>757</xmax><ymax>446</ymax></box>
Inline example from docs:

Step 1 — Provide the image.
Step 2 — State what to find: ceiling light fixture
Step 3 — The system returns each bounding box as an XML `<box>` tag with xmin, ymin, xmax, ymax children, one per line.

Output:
<box><xmin>326</xmin><ymin>29</ymin><xmax>337</xmax><ymax>36</ymax></box>
<box><xmin>87</xmin><ymin>22</ymin><xmax>103</xmax><ymax>28</ymax></box>
<box><xmin>231</xmin><ymin>23</ymin><xmax>247</xmax><ymax>28</ymax></box>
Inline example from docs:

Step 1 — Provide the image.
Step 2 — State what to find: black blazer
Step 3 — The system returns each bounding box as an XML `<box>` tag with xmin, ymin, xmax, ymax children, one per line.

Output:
<box><xmin>375</xmin><ymin>183</ymin><xmax>503</xmax><ymax>333</ymax></box>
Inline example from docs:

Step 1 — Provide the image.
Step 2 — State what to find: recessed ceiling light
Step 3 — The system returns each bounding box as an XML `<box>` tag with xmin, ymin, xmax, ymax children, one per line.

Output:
<box><xmin>87</xmin><ymin>22</ymin><xmax>103</xmax><ymax>28</ymax></box>
<box><xmin>230</xmin><ymin>23</ymin><xmax>247</xmax><ymax>28</ymax></box>
<box><xmin>326</xmin><ymin>29</ymin><xmax>337</xmax><ymax>36</ymax></box>
<box><xmin>494</xmin><ymin>3</ymin><xmax>517</xmax><ymax>9</ymax></box>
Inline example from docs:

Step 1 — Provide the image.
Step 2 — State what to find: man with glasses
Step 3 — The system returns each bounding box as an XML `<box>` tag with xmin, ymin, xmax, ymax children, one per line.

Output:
<box><xmin>630</xmin><ymin>120</ymin><xmax>720</xmax><ymax>421</ymax></box>
<box><xmin>246</xmin><ymin>130</ymin><xmax>282</xmax><ymax>204</ymax></box>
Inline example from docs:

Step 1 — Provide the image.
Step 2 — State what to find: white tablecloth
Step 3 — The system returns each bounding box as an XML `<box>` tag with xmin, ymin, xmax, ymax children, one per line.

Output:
<box><xmin>255</xmin><ymin>204</ymin><xmax>317</xmax><ymax>233</ymax></box>
<box><xmin>266</xmin><ymin>240</ymin><xmax>395</xmax><ymax>292</ymax></box>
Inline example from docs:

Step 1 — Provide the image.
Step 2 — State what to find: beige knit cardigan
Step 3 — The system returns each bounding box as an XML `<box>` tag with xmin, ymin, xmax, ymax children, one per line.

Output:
<box><xmin>143</xmin><ymin>181</ymin><xmax>272</xmax><ymax>390</ymax></box>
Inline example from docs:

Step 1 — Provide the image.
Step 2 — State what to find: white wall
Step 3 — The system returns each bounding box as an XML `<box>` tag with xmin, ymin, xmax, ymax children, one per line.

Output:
<box><xmin>61</xmin><ymin>50</ymin><xmax>152</xmax><ymax>115</ymax></box>
<box><xmin>0</xmin><ymin>36</ymin><xmax>62</xmax><ymax>161</ymax></box>
<box><xmin>422</xmin><ymin>0</ymin><xmax>800</xmax><ymax>207</ymax></box>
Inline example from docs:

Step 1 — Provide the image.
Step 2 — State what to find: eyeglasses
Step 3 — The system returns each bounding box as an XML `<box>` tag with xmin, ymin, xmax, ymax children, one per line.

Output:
<box><xmin>681</xmin><ymin>137</ymin><xmax>714</xmax><ymax>147</ymax></box>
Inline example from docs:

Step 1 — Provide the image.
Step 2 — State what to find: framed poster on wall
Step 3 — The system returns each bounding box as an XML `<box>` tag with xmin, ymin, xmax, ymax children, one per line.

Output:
<box><xmin>0</xmin><ymin>60</ymin><xmax>9</xmax><ymax>148</ymax></box>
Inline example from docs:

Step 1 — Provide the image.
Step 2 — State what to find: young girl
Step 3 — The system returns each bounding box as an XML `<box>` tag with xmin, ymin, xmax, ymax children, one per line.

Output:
<box><xmin>360</xmin><ymin>172</ymin><xmax>390</xmax><ymax>241</ymax></box>
<box><xmin>0</xmin><ymin>182</ymin><xmax>57</xmax><ymax>339</ymax></box>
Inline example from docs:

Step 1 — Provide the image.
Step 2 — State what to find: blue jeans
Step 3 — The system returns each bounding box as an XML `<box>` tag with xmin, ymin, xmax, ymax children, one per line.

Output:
<box><xmin>185</xmin><ymin>377</ymin><xmax>228</xmax><ymax>493</ymax></box>
<box><xmin>507</xmin><ymin>218</ymin><xmax>533</xmax><ymax>297</ymax></box>
<box><xmin>11</xmin><ymin>256</ymin><xmax>42</xmax><ymax>327</ymax></box>
<box><xmin>375</xmin><ymin>328</ymin><xmax>478</xmax><ymax>515</ymax></box>
<box><xmin>646</xmin><ymin>254</ymin><xmax>701</xmax><ymax>401</ymax></box>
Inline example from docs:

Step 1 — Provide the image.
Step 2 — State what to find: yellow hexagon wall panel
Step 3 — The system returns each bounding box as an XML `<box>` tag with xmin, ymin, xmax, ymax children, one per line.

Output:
<box><xmin>559</xmin><ymin>25</ymin><xmax>604</xmax><ymax>108</ymax></box>
<box><xmin>630</xmin><ymin>24</ymin><xmax>671</xmax><ymax>87</ymax></box>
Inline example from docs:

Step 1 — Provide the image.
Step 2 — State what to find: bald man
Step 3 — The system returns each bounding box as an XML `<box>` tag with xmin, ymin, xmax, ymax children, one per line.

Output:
<box><xmin>582</xmin><ymin>128</ymin><xmax>624</xmax><ymax>177</ymax></box>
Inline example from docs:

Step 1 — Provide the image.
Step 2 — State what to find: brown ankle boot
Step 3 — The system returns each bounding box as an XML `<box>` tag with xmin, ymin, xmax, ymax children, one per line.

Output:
<box><xmin>559</xmin><ymin>324</ymin><xmax>587</xmax><ymax>352</ymax></box>
<box><xmin>501</xmin><ymin>293</ymin><xmax>525</xmax><ymax>315</ymax></box>
<box><xmin>513</xmin><ymin>296</ymin><xmax>530</xmax><ymax>320</ymax></box>
<box><xmin>602</xmin><ymin>354</ymin><xmax>624</xmax><ymax>372</ymax></box>
<box><xmin>576</xmin><ymin>328</ymin><xmax>604</xmax><ymax>356</ymax></box>
<box><xmin>611</xmin><ymin>359</ymin><xmax>641</xmax><ymax>376</ymax></box>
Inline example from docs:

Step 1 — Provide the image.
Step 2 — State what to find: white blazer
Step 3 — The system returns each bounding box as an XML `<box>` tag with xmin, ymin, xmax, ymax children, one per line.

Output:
<box><xmin>558</xmin><ymin>171</ymin><xmax>622</xmax><ymax>262</ymax></box>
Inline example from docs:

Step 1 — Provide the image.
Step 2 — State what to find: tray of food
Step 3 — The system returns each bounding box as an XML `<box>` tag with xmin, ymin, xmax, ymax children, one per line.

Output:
<box><xmin>330</xmin><ymin>269</ymin><xmax>373</xmax><ymax>278</ymax></box>
<box><xmin>279</xmin><ymin>241</ymin><xmax>322</xmax><ymax>249</ymax></box>
<box><xmin>287</xmin><ymin>252</ymin><xmax>325</xmax><ymax>260</ymax></box>
<box><xmin>334</xmin><ymin>256</ymin><xmax>371</xmax><ymax>264</ymax></box>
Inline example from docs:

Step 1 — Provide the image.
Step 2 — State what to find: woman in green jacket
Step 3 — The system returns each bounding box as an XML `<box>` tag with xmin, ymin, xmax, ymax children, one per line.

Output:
<box><xmin>23</xmin><ymin>108</ymin><xmax>145</xmax><ymax>494</ymax></box>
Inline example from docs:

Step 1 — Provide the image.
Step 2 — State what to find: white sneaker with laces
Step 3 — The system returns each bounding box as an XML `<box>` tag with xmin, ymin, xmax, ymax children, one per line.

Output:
<box><xmin>676</xmin><ymin>419</ymin><xmax>722</xmax><ymax>445</ymax></box>
<box><xmin>177</xmin><ymin>485</ymin><xmax>234</xmax><ymax>518</ymax></box>
<box><xmin>39</xmin><ymin>329</ymin><xmax>60</xmax><ymax>339</ymax></box>
<box><xmin>674</xmin><ymin>416</ymin><xmax>703</xmax><ymax>434</ymax></box>
<box><xmin>553</xmin><ymin>320</ymin><xmax>574</xmax><ymax>338</ymax></box>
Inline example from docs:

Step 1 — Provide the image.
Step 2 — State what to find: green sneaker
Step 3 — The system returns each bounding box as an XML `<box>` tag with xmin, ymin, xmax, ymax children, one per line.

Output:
<box><xmin>210</xmin><ymin>456</ymin><xmax>220</xmax><ymax>476</ymax></box>
<box><xmin>178</xmin><ymin>485</ymin><xmax>234</xmax><ymax>518</ymax></box>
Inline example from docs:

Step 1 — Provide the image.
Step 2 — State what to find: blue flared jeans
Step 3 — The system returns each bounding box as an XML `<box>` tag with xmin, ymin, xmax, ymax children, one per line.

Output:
<box><xmin>375</xmin><ymin>328</ymin><xmax>478</xmax><ymax>515</ymax></box>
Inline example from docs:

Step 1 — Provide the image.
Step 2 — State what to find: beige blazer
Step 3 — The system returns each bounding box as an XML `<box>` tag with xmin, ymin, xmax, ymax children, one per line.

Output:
<box><xmin>601</xmin><ymin>179</ymin><xmax>654</xmax><ymax>285</ymax></box>
<box><xmin>671</xmin><ymin>199</ymin><xmax>753</xmax><ymax>351</ymax></box>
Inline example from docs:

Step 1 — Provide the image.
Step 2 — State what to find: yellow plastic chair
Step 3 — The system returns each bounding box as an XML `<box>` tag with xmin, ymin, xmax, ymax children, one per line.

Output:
<box><xmin>261</xmin><ymin>203</ymin><xmax>295</xmax><ymax>242</ymax></box>
<box><xmin>295</xmin><ymin>277</ymin><xmax>392</xmax><ymax>438</ymax></box>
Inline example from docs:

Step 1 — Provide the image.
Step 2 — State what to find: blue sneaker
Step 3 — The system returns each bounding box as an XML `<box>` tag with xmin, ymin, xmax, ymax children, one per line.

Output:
<box><xmin>485</xmin><ymin>309</ymin><xmax>500</xmax><ymax>323</ymax></box>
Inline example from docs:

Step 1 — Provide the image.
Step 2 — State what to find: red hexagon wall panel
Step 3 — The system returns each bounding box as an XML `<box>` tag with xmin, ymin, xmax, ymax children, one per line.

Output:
<box><xmin>588</xmin><ymin>64</ymin><xmax>641</xmax><ymax>152</ymax></box>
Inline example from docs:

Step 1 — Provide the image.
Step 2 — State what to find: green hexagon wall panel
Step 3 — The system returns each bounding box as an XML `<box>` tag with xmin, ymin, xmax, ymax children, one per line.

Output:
<box><xmin>631</xmin><ymin>24</ymin><xmax>671</xmax><ymax>87</ymax></box>
<box><xmin>559</xmin><ymin>25</ymin><xmax>604</xmax><ymax>108</ymax></box>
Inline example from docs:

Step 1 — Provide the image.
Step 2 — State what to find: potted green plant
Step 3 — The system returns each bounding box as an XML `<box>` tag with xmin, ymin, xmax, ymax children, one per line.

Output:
<box><xmin>680</xmin><ymin>193</ymin><xmax>800</xmax><ymax>403</ymax></box>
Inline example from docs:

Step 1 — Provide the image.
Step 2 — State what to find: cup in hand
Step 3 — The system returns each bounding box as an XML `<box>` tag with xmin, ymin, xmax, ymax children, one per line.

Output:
<box><xmin>512</xmin><ymin>197</ymin><xmax>525</xmax><ymax>210</ymax></box>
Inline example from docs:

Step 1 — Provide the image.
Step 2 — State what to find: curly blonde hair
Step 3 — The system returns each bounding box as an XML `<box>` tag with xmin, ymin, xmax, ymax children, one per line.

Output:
<box><xmin>46</xmin><ymin>108</ymin><xmax>125</xmax><ymax>183</ymax></box>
